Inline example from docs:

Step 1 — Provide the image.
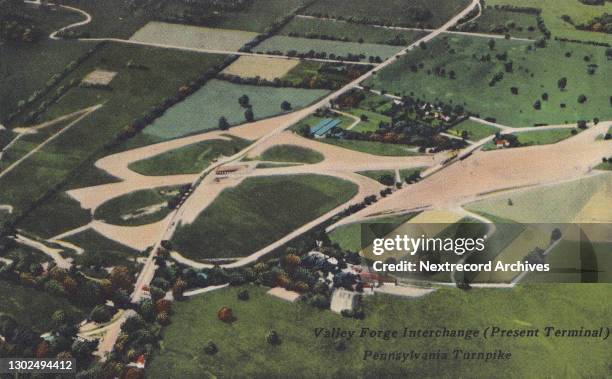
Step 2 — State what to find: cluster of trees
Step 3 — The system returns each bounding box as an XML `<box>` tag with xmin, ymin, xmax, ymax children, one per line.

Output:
<box><xmin>0</xmin><ymin>311</ymin><xmax>97</xmax><ymax>368</ymax></box>
<box><xmin>285</xmin><ymin>31</ymin><xmax>411</xmax><ymax>47</ymax></box>
<box><xmin>575</xmin><ymin>13</ymin><xmax>612</xmax><ymax>34</ymax></box>
<box><xmin>4</xmin><ymin>44</ymin><xmax>102</xmax><ymax>125</ymax></box>
<box><xmin>218</xmin><ymin>62</ymin><xmax>369</xmax><ymax>91</ymax></box>
<box><xmin>302</xmin><ymin>7</ymin><xmax>435</xmax><ymax>29</ymax></box>
<box><xmin>262</xmin><ymin>49</ymin><xmax>382</xmax><ymax>63</ymax></box>
<box><xmin>0</xmin><ymin>0</ymin><xmax>44</xmax><ymax>43</ymax></box>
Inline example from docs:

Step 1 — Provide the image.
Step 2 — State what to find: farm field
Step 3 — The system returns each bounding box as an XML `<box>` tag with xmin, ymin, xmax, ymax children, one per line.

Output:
<box><xmin>447</xmin><ymin>119</ymin><xmax>500</xmax><ymax>141</ymax></box>
<box><xmin>487</xmin><ymin>0</ymin><xmax>612</xmax><ymax>44</ymax></box>
<box><xmin>259</xmin><ymin>145</ymin><xmax>324</xmax><ymax>164</ymax></box>
<box><xmin>94</xmin><ymin>186</ymin><xmax>183</xmax><ymax>227</ymax></box>
<box><xmin>0</xmin><ymin>3</ymin><xmax>94</xmax><ymax>120</ymax></box>
<box><xmin>205</xmin><ymin>0</ymin><xmax>306</xmax><ymax>33</ymax></box>
<box><xmin>222</xmin><ymin>56</ymin><xmax>300</xmax><ymax>80</ymax></box>
<box><xmin>147</xmin><ymin>284</ymin><xmax>611</xmax><ymax>378</ymax></box>
<box><xmin>303</xmin><ymin>0</ymin><xmax>471</xmax><ymax>28</ymax></box>
<box><xmin>0</xmin><ymin>280</ymin><xmax>87</xmax><ymax>334</ymax></box>
<box><xmin>144</xmin><ymin>79</ymin><xmax>329</xmax><ymax>140</ymax></box>
<box><xmin>253</xmin><ymin>36</ymin><xmax>404</xmax><ymax>61</ymax></box>
<box><xmin>466</xmin><ymin>173</ymin><xmax>612</xmax><ymax>224</ymax></box>
<box><xmin>319</xmin><ymin>138</ymin><xmax>420</xmax><ymax>156</ymax></box>
<box><xmin>129</xmin><ymin>22</ymin><xmax>258</xmax><ymax>52</ymax></box>
<box><xmin>0</xmin><ymin>43</ymin><xmax>224</xmax><ymax>234</ymax></box>
<box><xmin>454</xmin><ymin>7</ymin><xmax>543</xmax><ymax>39</ymax></box>
<box><xmin>171</xmin><ymin>175</ymin><xmax>358</xmax><ymax>260</ymax></box>
<box><xmin>365</xmin><ymin>35</ymin><xmax>612</xmax><ymax>126</ymax></box>
<box><xmin>280</xmin><ymin>16</ymin><xmax>426</xmax><ymax>45</ymax></box>
<box><xmin>129</xmin><ymin>137</ymin><xmax>250</xmax><ymax>176</ymax></box>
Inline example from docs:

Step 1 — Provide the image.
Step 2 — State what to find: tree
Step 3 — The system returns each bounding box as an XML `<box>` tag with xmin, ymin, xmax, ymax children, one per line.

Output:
<box><xmin>266</xmin><ymin>330</ymin><xmax>281</xmax><ymax>345</ymax></box>
<box><xmin>557</xmin><ymin>77</ymin><xmax>567</xmax><ymax>91</ymax></box>
<box><xmin>238</xmin><ymin>94</ymin><xmax>250</xmax><ymax>108</ymax></box>
<box><xmin>281</xmin><ymin>101</ymin><xmax>292</xmax><ymax>111</ymax></box>
<box><xmin>90</xmin><ymin>305</ymin><xmax>113</xmax><ymax>324</ymax></box>
<box><xmin>551</xmin><ymin>228</ymin><xmax>562</xmax><ymax>243</ymax></box>
<box><xmin>156</xmin><ymin>311</ymin><xmax>170</xmax><ymax>326</ymax></box>
<box><xmin>218</xmin><ymin>116</ymin><xmax>230</xmax><ymax>130</ymax></box>
<box><xmin>577</xmin><ymin>94</ymin><xmax>587</xmax><ymax>104</ymax></box>
<box><xmin>533</xmin><ymin>100</ymin><xmax>542</xmax><ymax>110</ymax></box>
<box><xmin>488</xmin><ymin>38</ymin><xmax>496</xmax><ymax>50</ymax></box>
<box><xmin>203</xmin><ymin>340</ymin><xmax>218</xmax><ymax>355</ymax></box>
<box><xmin>244</xmin><ymin>108</ymin><xmax>254</xmax><ymax>122</ymax></box>
<box><xmin>237</xmin><ymin>289</ymin><xmax>250</xmax><ymax>301</ymax></box>
<box><xmin>109</xmin><ymin>266</ymin><xmax>133</xmax><ymax>291</ymax></box>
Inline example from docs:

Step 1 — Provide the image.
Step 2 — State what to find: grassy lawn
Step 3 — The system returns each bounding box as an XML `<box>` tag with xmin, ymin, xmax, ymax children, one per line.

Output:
<box><xmin>17</xmin><ymin>193</ymin><xmax>91</xmax><ymax>239</ymax></box>
<box><xmin>260</xmin><ymin>145</ymin><xmax>324</xmax><ymax>164</ymax></box>
<box><xmin>304</xmin><ymin>0</ymin><xmax>471</xmax><ymax>28</ymax></box>
<box><xmin>279</xmin><ymin>17</ymin><xmax>425</xmax><ymax>45</ymax></box>
<box><xmin>466</xmin><ymin>174</ymin><xmax>610</xmax><ymax>223</ymax></box>
<box><xmin>447</xmin><ymin>119</ymin><xmax>501</xmax><ymax>141</ymax></box>
<box><xmin>144</xmin><ymin>79</ymin><xmax>329</xmax><ymax>140</ymax></box>
<box><xmin>515</xmin><ymin>128</ymin><xmax>577</xmax><ymax>145</ymax></box>
<box><xmin>94</xmin><ymin>186</ymin><xmax>183</xmax><ymax>227</ymax></box>
<box><xmin>205</xmin><ymin>0</ymin><xmax>306</xmax><ymax>33</ymax></box>
<box><xmin>0</xmin><ymin>280</ymin><xmax>87</xmax><ymax>333</ymax></box>
<box><xmin>328</xmin><ymin>214</ymin><xmax>416</xmax><ymax>252</ymax></box>
<box><xmin>172</xmin><ymin>175</ymin><xmax>358</xmax><ymax>260</ymax></box>
<box><xmin>254</xmin><ymin>36</ymin><xmax>403</xmax><ymax>61</ymax></box>
<box><xmin>129</xmin><ymin>136</ymin><xmax>250</xmax><ymax>176</ymax></box>
<box><xmin>344</xmin><ymin>108</ymin><xmax>391</xmax><ymax>133</ymax></box>
<box><xmin>356</xmin><ymin>170</ymin><xmax>395</xmax><ymax>184</ymax></box>
<box><xmin>487</xmin><ymin>0</ymin><xmax>612</xmax><ymax>44</ymax></box>
<box><xmin>148</xmin><ymin>284</ymin><xmax>611</xmax><ymax>378</ymax></box>
<box><xmin>319</xmin><ymin>138</ymin><xmax>420</xmax><ymax>156</ymax></box>
<box><xmin>455</xmin><ymin>7</ymin><xmax>543</xmax><ymax>39</ymax></box>
<box><xmin>365</xmin><ymin>35</ymin><xmax>612</xmax><ymax>127</ymax></box>
<box><xmin>0</xmin><ymin>42</ymin><xmax>225</xmax><ymax>230</ymax></box>
<box><xmin>595</xmin><ymin>161</ymin><xmax>612</xmax><ymax>171</ymax></box>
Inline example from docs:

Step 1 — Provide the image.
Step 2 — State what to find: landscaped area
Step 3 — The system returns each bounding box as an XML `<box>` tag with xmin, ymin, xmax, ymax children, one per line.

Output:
<box><xmin>447</xmin><ymin>119</ymin><xmax>501</xmax><ymax>141</ymax></box>
<box><xmin>147</xmin><ymin>284</ymin><xmax>612</xmax><ymax>378</ymax></box>
<box><xmin>129</xmin><ymin>137</ymin><xmax>250</xmax><ymax>176</ymax></box>
<box><xmin>454</xmin><ymin>6</ymin><xmax>543</xmax><ymax>39</ymax></box>
<box><xmin>94</xmin><ymin>186</ymin><xmax>184</xmax><ymax>226</ymax></box>
<box><xmin>143</xmin><ymin>79</ymin><xmax>329</xmax><ymax>140</ymax></box>
<box><xmin>171</xmin><ymin>175</ymin><xmax>358</xmax><ymax>260</ymax></box>
<box><xmin>320</xmin><ymin>139</ymin><xmax>420</xmax><ymax>156</ymax></box>
<box><xmin>365</xmin><ymin>35</ymin><xmax>612</xmax><ymax>126</ymax></box>
<box><xmin>259</xmin><ymin>145</ymin><xmax>324</xmax><ymax>164</ymax></box>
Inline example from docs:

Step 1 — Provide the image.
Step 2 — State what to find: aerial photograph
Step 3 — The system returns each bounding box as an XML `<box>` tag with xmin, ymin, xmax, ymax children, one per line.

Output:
<box><xmin>0</xmin><ymin>0</ymin><xmax>610</xmax><ymax>377</ymax></box>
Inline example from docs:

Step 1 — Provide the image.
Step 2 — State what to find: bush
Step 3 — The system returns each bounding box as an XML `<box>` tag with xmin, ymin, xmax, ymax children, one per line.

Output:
<box><xmin>203</xmin><ymin>340</ymin><xmax>218</xmax><ymax>355</ymax></box>
<box><xmin>266</xmin><ymin>330</ymin><xmax>281</xmax><ymax>345</ymax></box>
<box><xmin>237</xmin><ymin>289</ymin><xmax>250</xmax><ymax>301</ymax></box>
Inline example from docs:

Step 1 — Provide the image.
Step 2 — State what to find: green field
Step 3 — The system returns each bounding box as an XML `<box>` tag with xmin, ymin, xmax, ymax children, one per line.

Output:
<box><xmin>280</xmin><ymin>17</ymin><xmax>425</xmax><ymax>45</ymax></box>
<box><xmin>172</xmin><ymin>175</ymin><xmax>358</xmax><ymax>260</ymax></box>
<box><xmin>204</xmin><ymin>0</ymin><xmax>306</xmax><ymax>33</ymax></box>
<box><xmin>595</xmin><ymin>161</ymin><xmax>612</xmax><ymax>171</ymax></box>
<box><xmin>455</xmin><ymin>7</ymin><xmax>543</xmax><ymax>39</ymax></box>
<box><xmin>17</xmin><ymin>193</ymin><xmax>91</xmax><ymax>239</ymax></box>
<box><xmin>320</xmin><ymin>138</ymin><xmax>420</xmax><ymax>156</ymax></box>
<box><xmin>365</xmin><ymin>35</ymin><xmax>612</xmax><ymax>126</ymax></box>
<box><xmin>254</xmin><ymin>36</ymin><xmax>403</xmax><ymax>61</ymax></box>
<box><xmin>0</xmin><ymin>3</ymin><xmax>94</xmax><ymax>120</ymax></box>
<box><xmin>303</xmin><ymin>0</ymin><xmax>471</xmax><ymax>28</ymax></box>
<box><xmin>129</xmin><ymin>136</ymin><xmax>250</xmax><ymax>176</ymax></box>
<box><xmin>144</xmin><ymin>79</ymin><xmax>329</xmax><ymax>140</ymax></box>
<box><xmin>260</xmin><ymin>145</ymin><xmax>324</xmax><ymax>164</ymax></box>
<box><xmin>328</xmin><ymin>214</ymin><xmax>416</xmax><ymax>252</ymax></box>
<box><xmin>356</xmin><ymin>170</ymin><xmax>396</xmax><ymax>184</ymax></box>
<box><xmin>148</xmin><ymin>284</ymin><xmax>611</xmax><ymax>378</ymax></box>
<box><xmin>344</xmin><ymin>108</ymin><xmax>392</xmax><ymax>133</ymax></box>
<box><xmin>487</xmin><ymin>0</ymin><xmax>612</xmax><ymax>44</ymax></box>
<box><xmin>466</xmin><ymin>174</ymin><xmax>610</xmax><ymax>223</ymax></box>
<box><xmin>94</xmin><ymin>186</ymin><xmax>182</xmax><ymax>226</ymax></box>
<box><xmin>515</xmin><ymin>128</ymin><xmax>577</xmax><ymax>145</ymax></box>
<box><xmin>0</xmin><ymin>43</ymin><xmax>225</xmax><ymax>229</ymax></box>
<box><xmin>0</xmin><ymin>280</ymin><xmax>87</xmax><ymax>333</ymax></box>
<box><xmin>447</xmin><ymin>119</ymin><xmax>501</xmax><ymax>141</ymax></box>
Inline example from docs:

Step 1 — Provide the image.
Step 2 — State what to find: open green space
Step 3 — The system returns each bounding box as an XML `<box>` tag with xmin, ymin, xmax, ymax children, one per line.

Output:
<box><xmin>254</xmin><ymin>35</ymin><xmax>403</xmax><ymax>61</ymax></box>
<box><xmin>344</xmin><ymin>108</ymin><xmax>391</xmax><ymax>133</ymax></box>
<box><xmin>487</xmin><ymin>0</ymin><xmax>612</xmax><ymax>44</ymax></box>
<box><xmin>455</xmin><ymin>7</ymin><xmax>543</xmax><ymax>39</ymax></box>
<box><xmin>94</xmin><ymin>186</ymin><xmax>183</xmax><ymax>227</ymax></box>
<box><xmin>0</xmin><ymin>3</ymin><xmax>94</xmax><ymax>120</ymax></box>
<box><xmin>466</xmin><ymin>173</ymin><xmax>610</xmax><ymax>223</ymax></box>
<box><xmin>129</xmin><ymin>136</ymin><xmax>250</xmax><ymax>176</ymax></box>
<box><xmin>448</xmin><ymin>119</ymin><xmax>501</xmax><ymax>141</ymax></box>
<box><xmin>595</xmin><ymin>161</ymin><xmax>612</xmax><ymax>171</ymax></box>
<box><xmin>356</xmin><ymin>170</ymin><xmax>396</xmax><ymax>184</ymax></box>
<box><xmin>0</xmin><ymin>280</ymin><xmax>87</xmax><ymax>333</ymax></box>
<box><xmin>304</xmin><ymin>0</ymin><xmax>471</xmax><ymax>28</ymax></box>
<box><xmin>202</xmin><ymin>0</ymin><xmax>306</xmax><ymax>33</ymax></box>
<box><xmin>148</xmin><ymin>284</ymin><xmax>611</xmax><ymax>378</ymax></box>
<box><xmin>144</xmin><ymin>79</ymin><xmax>328</xmax><ymax>140</ymax></box>
<box><xmin>514</xmin><ymin>127</ymin><xmax>577</xmax><ymax>145</ymax></box>
<box><xmin>260</xmin><ymin>145</ymin><xmax>324</xmax><ymax>164</ymax></box>
<box><xmin>172</xmin><ymin>175</ymin><xmax>357</xmax><ymax>260</ymax></box>
<box><xmin>320</xmin><ymin>138</ymin><xmax>420</xmax><ymax>156</ymax></box>
<box><xmin>0</xmin><ymin>42</ymin><xmax>225</xmax><ymax>228</ymax></box>
<box><xmin>365</xmin><ymin>35</ymin><xmax>612</xmax><ymax>126</ymax></box>
<box><xmin>280</xmin><ymin>17</ymin><xmax>425</xmax><ymax>45</ymax></box>
<box><xmin>328</xmin><ymin>213</ymin><xmax>416</xmax><ymax>252</ymax></box>
<box><xmin>17</xmin><ymin>193</ymin><xmax>91</xmax><ymax>239</ymax></box>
